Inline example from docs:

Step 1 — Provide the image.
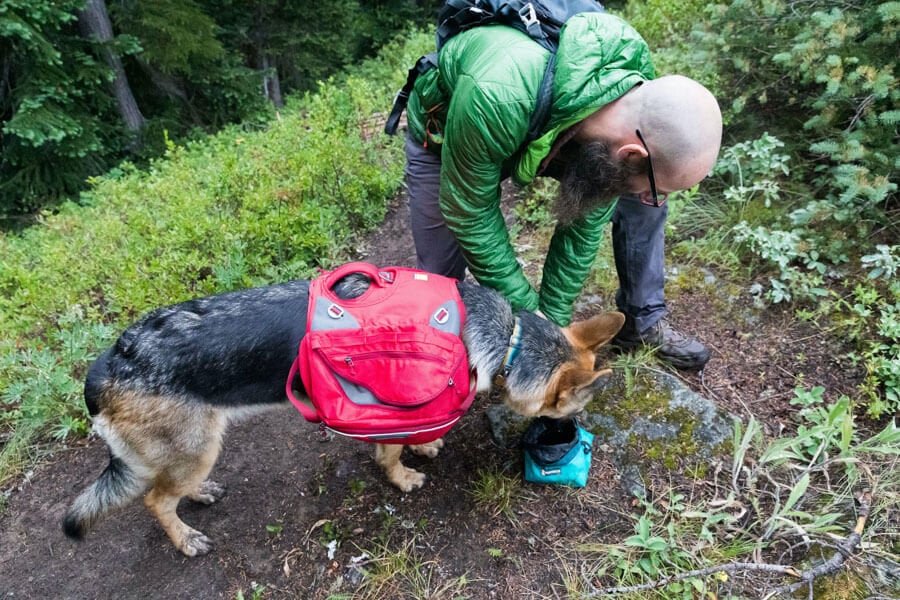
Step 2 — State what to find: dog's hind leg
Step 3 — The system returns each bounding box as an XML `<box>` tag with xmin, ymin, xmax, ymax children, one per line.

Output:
<box><xmin>188</xmin><ymin>480</ymin><xmax>226</xmax><ymax>505</ymax></box>
<box><xmin>374</xmin><ymin>444</ymin><xmax>426</xmax><ymax>492</ymax></box>
<box><xmin>144</xmin><ymin>412</ymin><xmax>227</xmax><ymax>557</ymax></box>
<box><xmin>409</xmin><ymin>437</ymin><xmax>444</xmax><ymax>459</ymax></box>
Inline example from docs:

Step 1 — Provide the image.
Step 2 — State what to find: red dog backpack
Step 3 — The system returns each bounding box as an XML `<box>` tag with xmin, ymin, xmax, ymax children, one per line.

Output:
<box><xmin>286</xmin><ymin>262</ymin><xmax>476</xmax><ymax>444</ymax></box>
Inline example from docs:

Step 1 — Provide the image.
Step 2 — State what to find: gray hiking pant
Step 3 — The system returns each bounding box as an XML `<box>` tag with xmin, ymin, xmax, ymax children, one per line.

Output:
<box><xmin>404</xmin><ymin>136</ymin><xmax>667</xmax><ymax>332</ymax></box>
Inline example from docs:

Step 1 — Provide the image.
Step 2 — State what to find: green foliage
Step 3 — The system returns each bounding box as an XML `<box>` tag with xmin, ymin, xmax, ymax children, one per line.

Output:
<box><xmin>686</xmin><ymin>131</ymin><xmax>897</xmax><ymax>415</ymax></box>
<box><xmin>833</xmin><ymin>281</ymin><xmax>900</xmax><ymax>419</ymax></box>
<box><xmin>621</xmin><ymin>0</ymin><xmax>709</xmax><ymax>48</ymax></box>
<box><xmin>1</xmin><ymin>0</ymin><xmax>432</xmax><ymax>217</ymax></box>
<box><xmin>515</xmin><ymin>178</ymin><xmax>557</xmax><ymax>231</ymax></box>
<box><xmin>111</xmin><ymin>0</ymin><xmax>224</xmax><ymax>75</ymax></box>
<box><xmin>588</xmin><ymin>495</ymin><xmax>721</xmax><ymax>598</ymax></box>
<box><xmin>0</xmin><ymin>0</ymin><xmax>123</xmax><ymax>213</ymax></box>
<box><xmin>581</xmin><ymin>411</ymin><xmax>898</xmax><ymax>597</ymax></box>
<box><xmin>692</xmin><ymin>0</ymin><xmax>897</xmax><ymax>224</ymax></box>
<box><xmin>108</xmin><ymin>0</ymin><xmax>269</xmax><ymax>131</ymax></box>
<box><xmin>0</xmin><ymin>36</ymin><xmax>415</xmax><ymax>482</ymax></box>
<box><xmin>620</xmin><ymin>0</ymin><xmax>720</xmax><ymax>88</ymax></box>
<box><xmin>466</xmin><ymin>464</ymin><xmax>524</xmax><ymax>522</ymax></box>
<box><xmin>0</xmin><ymin>306</ymin><xmax>116</xmax><ymax>485</ymax></box>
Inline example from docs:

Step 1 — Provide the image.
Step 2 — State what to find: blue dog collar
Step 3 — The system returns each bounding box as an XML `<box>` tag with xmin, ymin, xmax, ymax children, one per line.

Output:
<box><xmin>496</xmin><ymin>316</ymin><xmax>523</xmax><ymax>383</ymax></box>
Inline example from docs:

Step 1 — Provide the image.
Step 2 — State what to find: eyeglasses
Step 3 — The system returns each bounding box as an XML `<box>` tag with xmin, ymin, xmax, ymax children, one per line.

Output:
<box><xmin>635</xmin><ymin>129</ymin><xmax>668</xmax><ymax>207</ymax></box>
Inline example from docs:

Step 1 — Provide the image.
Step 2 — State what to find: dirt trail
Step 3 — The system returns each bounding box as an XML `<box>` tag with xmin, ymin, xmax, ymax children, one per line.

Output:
<box><xmin>0</xmin><ymin>193</ymin><xmax>861</xmax><ymax>599</ymax></box>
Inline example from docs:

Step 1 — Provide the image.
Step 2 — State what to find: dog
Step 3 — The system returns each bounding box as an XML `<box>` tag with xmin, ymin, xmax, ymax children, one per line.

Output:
<box><xmin>62</xmin><ymin>271</ymin><xmax>624</xmax><ymax>556</ymax></box>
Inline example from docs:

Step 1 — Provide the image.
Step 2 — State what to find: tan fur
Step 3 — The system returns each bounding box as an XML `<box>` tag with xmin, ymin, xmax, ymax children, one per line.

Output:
<box><xmin>544</xmin><ymin>312</ymin><xmax>626</xmax><ymax>416</ymax></box>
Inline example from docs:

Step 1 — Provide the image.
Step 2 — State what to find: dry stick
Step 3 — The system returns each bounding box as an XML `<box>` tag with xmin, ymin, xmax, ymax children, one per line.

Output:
<box><xmin>584</xmin><ymin>491</ymin><xmax>873</xmax><ymax>598</ymax></box>
<box><xmin>766</xmin><ymin>490</ymin><xmax>873</xmax><ymax>598</ymax></box>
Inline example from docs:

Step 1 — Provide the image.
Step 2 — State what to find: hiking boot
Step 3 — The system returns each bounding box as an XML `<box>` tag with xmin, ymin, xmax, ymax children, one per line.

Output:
<box><xmin>613</xmin><ymin>317</ymin><xmax>710</xmax><ymax>370</ymax></box>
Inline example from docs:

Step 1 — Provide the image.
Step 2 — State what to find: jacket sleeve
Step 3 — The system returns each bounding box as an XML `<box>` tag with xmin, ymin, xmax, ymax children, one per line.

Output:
<box><xmin>439</xmin><ymin>75</ymin><xmax>540</xmax><ymax>313</ymax></box>
<box><xmin>538</xmin><ymin>201</ymin><xmax>617</xmax><ymax>326</ymax></box>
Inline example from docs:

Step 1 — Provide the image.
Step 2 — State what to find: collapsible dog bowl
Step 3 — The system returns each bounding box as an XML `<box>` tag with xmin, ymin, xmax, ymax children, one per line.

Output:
<box><xmin>522</xmin><ymin>416</ymin><xmax>594</xmax><ymax>487</ymax></box>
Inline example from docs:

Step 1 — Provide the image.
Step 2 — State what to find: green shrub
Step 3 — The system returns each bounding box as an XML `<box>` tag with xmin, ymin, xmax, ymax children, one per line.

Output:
<box><xmin>0</xmin><ymin>32</ymin><xmax>435</xmax><ymax>484</ymax></box>
<box><xmin>691</xmin><ymin>0</ymin><xmax>897</xmax><ymax>231</ymax></box>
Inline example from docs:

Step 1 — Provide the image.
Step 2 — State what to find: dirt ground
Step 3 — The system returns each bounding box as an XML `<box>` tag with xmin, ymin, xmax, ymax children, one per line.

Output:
<box><xmin>0</xmin><ymin>190</ymin><xmax>865</xmax><ymax>599</ymax></box>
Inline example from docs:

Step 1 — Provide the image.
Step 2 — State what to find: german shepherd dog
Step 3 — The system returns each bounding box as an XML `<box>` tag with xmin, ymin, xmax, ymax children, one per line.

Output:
<box><xmin>63</xmin><ymin>272</ymin><xmax>624</xmax><ymax>556</ymax></box>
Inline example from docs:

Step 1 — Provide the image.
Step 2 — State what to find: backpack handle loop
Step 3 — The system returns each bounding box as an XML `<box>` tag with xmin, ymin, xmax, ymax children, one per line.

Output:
<box><xmin>321</xmin><ymin>261</ymin><xmax>391</xmax><ymax>294</ymax></box>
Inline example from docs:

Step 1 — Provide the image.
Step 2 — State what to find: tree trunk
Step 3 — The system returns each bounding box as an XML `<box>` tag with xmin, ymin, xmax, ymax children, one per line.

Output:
<box><xmin>0</xmin><ymin>54</ymin><xmax>10</xmax><ymax>108</ymax></box>
<box><xmin>135</xmin><ymin>59</ymin><xmax>203</xmax><ymax>126</ymax></box>
<box><xmin>78</xmin><ymin>0</ymin><xmax>145</xmax><ymax>132</ymax></box>
<box><xmin>260</xmin><ymin>54</ymin><xmax>283</xmax><ymax>108</ymax></box>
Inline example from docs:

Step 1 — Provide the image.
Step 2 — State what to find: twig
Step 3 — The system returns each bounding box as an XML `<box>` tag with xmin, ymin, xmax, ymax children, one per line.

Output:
<box><xmin>767</xmin><ymin>489</ymin><xmax>873</xmax><ymax>597</ymax></box>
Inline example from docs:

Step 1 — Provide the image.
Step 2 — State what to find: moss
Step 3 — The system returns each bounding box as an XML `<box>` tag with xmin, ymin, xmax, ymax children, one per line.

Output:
<box><xmin>811</xmin><ymin>565</ymin><xmax>869</xmax><ymax>599</ymax></box>
<box><xmin>584</xmin><ymin>369</ymin><xmax>731</xmax><ymax>473</ymax></box>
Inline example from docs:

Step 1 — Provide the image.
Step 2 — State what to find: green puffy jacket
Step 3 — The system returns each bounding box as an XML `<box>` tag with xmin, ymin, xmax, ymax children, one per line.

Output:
<box><xmin>407</xmin><ymin>13</ymin><xmax>655</xmax><ymax>326</ymax></box>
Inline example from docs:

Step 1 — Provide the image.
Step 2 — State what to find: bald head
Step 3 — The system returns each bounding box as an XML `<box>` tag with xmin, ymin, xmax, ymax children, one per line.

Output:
<box><xmin>631</xmin><ymin>75</ymin><xmax>723</xmax><ymax>189</ymax></box>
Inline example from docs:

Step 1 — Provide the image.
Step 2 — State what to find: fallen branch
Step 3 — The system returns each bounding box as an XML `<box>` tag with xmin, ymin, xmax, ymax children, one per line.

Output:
<box><xmin>584</xmin><ymin>490</ymin><xmax>873</xmax><ymax>598</ymax></box>
<box><xmin>764</xmin><ymin>490</ymin><xmax>873</xmax><ymax>598</ymax></box>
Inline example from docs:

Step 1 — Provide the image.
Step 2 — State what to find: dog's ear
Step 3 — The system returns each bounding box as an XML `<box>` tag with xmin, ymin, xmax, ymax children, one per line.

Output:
<box><xmin>563</xmin><ymin>312</ymin><xmax>626</xmax><ymax>350</ymax></box>
<box><xmin>550</xmin><ymin>366</ymin><xmax>613</xmax><ymax>416</ymax></box>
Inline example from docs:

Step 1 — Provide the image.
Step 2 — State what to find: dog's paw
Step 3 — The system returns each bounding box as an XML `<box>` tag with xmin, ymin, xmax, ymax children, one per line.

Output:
<box><xmin>190</xmin><ymin>480</ymin><xmax>227</xmax><ymax>505</ymax></box>
<box><xmin>409</xmin><ymin>438</ymin><xmax>444</xmax><ymax>459</ymax></box>
<box><xmin>390</xmin><ymin>466</ymin><xmax>426</xmax><ymax>492</ymax></box>
<box><xmin>179</xmin><ymin>529</ymin><xmax>214</xmax><ymax>557</ymax></box>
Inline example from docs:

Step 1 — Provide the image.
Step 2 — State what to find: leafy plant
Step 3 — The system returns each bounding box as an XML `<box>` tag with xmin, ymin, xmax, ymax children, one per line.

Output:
<box><xmin>514</xmin><ymin>178</ymin><xmax>557</xmax><ymax>232</ymax></box>
<box><xmin>861</xmin><ymin>245</ymin><xmax>900</xmax><ymax>281</ymax></box>
<box><xmin>835</xmin><ymin>281</ymin><xmax>900</xmax><ymax>418</ymax></box>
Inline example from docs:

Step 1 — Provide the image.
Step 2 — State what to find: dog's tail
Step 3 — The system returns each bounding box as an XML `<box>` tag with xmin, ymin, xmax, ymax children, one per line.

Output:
<box><xmin>62</xmin><ymin>452</ymin><xmax>147</xmax><ymax>540</ymax></box>
<box><xmin>65</xmin><ymin>348</ymin><xmax>149</xmax><ymax>539</ymax></box>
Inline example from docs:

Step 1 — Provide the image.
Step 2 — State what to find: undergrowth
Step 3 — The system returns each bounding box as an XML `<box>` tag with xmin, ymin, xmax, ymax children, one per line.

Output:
<box><xmin>0</xmin><ymin>32</ymin><xmax>434</xmax><ymax>487</ymax></box>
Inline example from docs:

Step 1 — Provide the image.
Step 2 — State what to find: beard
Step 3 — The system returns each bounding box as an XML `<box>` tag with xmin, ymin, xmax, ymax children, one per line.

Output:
<box><xmin>555</xmin><ymin>141</ymin><xmax>645</xmax><ymax>225</ymax></box>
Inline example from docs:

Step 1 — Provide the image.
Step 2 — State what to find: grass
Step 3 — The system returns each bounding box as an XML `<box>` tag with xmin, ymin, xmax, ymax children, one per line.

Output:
<box><xmin>350</xmin><ymin>534</ymin><xmax>471</xmax><ymax>600</ymax></box>
<box><xmin>466</xmin><ymin>464</ymin><xmax>527</xmax><ymax>524</ymax></box>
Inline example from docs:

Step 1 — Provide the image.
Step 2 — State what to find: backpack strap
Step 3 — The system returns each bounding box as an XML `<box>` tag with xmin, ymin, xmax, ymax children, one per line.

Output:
<box><xmin>509</xmin><ymin>0</ymin><xmax>552</xmax><ymax>50</ymax></box>
<box><xmin>286</xmin><ymin>354</ymin><xmax>320</xmax><ymax>421</ymax></box>
<box><xmin>385</xmin><ymin>53</ymin><xmax>438</xmax><ymax>136</ymax></box>
<box><xmin>525</xmin><ymin>52</ymin><xmax>556</xmax><ymax>147</ymax></box>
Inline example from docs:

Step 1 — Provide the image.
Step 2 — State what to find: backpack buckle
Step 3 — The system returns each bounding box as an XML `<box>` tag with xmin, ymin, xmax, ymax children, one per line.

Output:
<box><xmin>518</xmin><ymin>2</ymin><xmax>538</xmax><ymax>28</ymax></box>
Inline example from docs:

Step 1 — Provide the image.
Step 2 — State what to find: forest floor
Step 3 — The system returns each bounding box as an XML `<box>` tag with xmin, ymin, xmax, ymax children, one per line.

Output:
<box><xmin>0</xmin><ymin>187</ymin><xmax>867</xmax><ymax>599</ymax></box>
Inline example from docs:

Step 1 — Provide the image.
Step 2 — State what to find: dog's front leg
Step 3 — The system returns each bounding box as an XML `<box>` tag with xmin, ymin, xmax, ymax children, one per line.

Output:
<box><xmin>374</xmin><ymin>444</ymin><xmax>426</xmax><ymax>492</ymax></box>
<box><xmin>145</xmin><ymin>487</ymin><xmax>214</xmax><ymax>557</ymax></box>
<box><xmin>409</xmin><ymin>438</ymin><xmax>444</xmax><ymax>458</ymax></box>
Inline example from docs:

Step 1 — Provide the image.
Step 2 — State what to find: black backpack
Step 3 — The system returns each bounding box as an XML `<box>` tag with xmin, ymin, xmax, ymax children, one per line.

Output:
<box><xmin>384</xmin><ymin>0</ymin><xmax>606</xmax><ymax>146</ymax></box>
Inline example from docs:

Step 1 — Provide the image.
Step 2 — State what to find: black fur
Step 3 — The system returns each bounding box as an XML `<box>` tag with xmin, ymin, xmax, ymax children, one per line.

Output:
<box><xmin>96</xmin><ymin>281</ymin><xmax>311</xmax><ymax>406</ymax></box>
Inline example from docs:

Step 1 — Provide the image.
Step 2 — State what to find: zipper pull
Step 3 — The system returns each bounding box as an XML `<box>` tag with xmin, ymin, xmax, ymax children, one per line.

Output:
<box><xmin>344</xmin><ymin>356</ymin><xmax>355</xmax><ymax>373</ymax></box>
